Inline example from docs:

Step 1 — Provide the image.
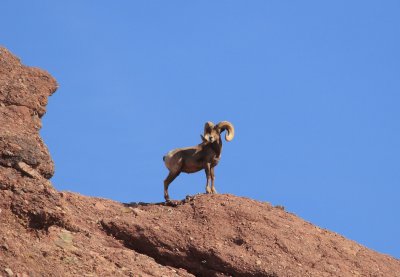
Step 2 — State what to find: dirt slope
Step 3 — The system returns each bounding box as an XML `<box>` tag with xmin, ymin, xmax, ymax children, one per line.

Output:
<box><xmin>1</xmin><ymin>47</ymin><xmax>399</xmax><ymax>277</ymax></box>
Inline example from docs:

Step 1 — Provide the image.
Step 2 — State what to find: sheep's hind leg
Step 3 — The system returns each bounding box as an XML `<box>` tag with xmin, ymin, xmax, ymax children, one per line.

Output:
<box><xmin>164</xmin><ymin>171</ymin><xmax>179</xmax><ymax>201</ymax></box>
<box><xmin>211</xmin><ymin>167</ymin><xmax>217</xmax><ymax>194</ymax></box>
<box><xmin>205</xmin><ymin>164</ymin><xmax>212</xmax><ymax>194</ymax></box>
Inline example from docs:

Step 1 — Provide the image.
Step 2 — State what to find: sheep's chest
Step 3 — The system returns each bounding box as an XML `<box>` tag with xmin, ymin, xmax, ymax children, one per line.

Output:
<box><xmin>211</xmin><ymin>156</ymin><xmax>221</xmax><ymax>167</ymax></box>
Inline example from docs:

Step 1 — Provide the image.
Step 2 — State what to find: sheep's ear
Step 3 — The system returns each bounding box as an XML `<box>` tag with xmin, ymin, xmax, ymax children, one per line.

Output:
<box><xmin>204</xmin><ymin>121</ymin><xmax>214</xmax><ymax>134</ymax></box>
<box><xmin>200</xmin><ymin>134</ymin><xmax>208</xmax><ymax>142</ymax></box>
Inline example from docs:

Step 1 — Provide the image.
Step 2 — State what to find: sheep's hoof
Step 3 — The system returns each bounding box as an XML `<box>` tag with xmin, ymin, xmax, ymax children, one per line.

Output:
<box><xmin>165</xmin><ymin>200</ymin><xmax>178</xmax><ymax>207</ymax></box>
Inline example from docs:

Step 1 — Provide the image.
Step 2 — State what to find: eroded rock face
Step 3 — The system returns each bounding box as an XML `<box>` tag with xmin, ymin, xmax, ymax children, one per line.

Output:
<box><xmin>0</xmin><ymin>47</ymin><xmax>57</xmax><ymax>179</ymax></box>
<box><xmin>1</xmin><ymin>47</ymin><xmax>399</xmax><ymax>277</ymax></box>
<box><xmin>0</xmin><ymin>47</ymin><xmax>57</xmax><ymax>116</ymax></box>
<box><xmin>0</xmin><ymin>47</ymin><xmax>193</xmax><ymax>277</ymax></box>
<box><xmin>102</xmin><ymin>194</ymin><xmax>400</xmax><ymax>277</ymax></box>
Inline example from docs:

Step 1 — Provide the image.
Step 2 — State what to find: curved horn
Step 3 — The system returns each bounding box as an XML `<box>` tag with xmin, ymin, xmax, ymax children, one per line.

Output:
<box><xmin>204</xmin><ymin>121</ymin><xmax>215</xmax><ymax>135</ymax></box>
<box><xmin>216</xmin><ymin>121</ymin><xmax>235</xmax><ymax>141</ymax></box>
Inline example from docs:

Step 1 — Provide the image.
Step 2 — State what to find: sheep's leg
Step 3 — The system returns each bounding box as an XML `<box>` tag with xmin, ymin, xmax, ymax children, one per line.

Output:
<box><xmin>164</xmin><ymin>171</ymin><xmax>179</xmax><ymax>201</ymax></box>
<box><xmin>205</xmin><ymin>164</ymin><xmax>212</xmax><ymax>194</ymax></box>
<box><xmin>211</xmin><ymin>167</ymin><xmax>217</xmax><ymax>194</ymax></box>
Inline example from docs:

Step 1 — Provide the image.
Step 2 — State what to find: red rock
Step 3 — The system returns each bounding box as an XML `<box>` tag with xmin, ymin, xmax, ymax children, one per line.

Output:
<box><xmin>0</xmin><ymin>47</ymin><xmax>399</xmax><ymax>276</ymax></box>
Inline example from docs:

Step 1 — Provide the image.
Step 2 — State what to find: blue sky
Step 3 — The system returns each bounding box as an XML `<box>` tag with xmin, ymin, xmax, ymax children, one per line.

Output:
<box><xmin>1</xmin><ymin>1</ymin><xmax>399</xmax><ymax>258</ymax></box>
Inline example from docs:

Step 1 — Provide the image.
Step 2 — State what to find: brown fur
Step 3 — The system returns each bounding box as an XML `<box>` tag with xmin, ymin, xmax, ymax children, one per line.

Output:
<box><xmin>163</xmin><ymin>121</ymin><xmax>234</xmax><ymax>201</ymax></box>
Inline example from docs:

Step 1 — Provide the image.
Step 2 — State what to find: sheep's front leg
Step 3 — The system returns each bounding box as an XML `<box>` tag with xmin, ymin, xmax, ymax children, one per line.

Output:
<box><xmin>164</xmin><ymin>171</ymin><xmax>179</xmax><ymax>201</ymax></box>
<box><xmin>211</xmin><ymin>167</ymin><xmax>217</xmax><ymax>194</ymax></box>
<box><xmin>205</xmin><ymin>163</ymin><xmax>212</xmax><ymax>194</ymax></box>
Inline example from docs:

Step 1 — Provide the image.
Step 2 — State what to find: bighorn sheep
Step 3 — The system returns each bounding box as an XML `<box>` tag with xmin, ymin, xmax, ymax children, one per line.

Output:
<box><xmin>163</xmin><ymin>121</ymin><xmax>234</xmax><ymax>201</ymax></box>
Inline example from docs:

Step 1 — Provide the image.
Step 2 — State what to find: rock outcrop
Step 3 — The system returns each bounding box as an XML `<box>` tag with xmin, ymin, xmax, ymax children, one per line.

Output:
<box><xmin>0</xmin><ymin>47</ymin><xmax>56</xmax><ymax>179</ymax></box>
<box><xmin>1</xmin><ymin>47</ymin><xmax>399</xmax><ymax>277</ymax></box>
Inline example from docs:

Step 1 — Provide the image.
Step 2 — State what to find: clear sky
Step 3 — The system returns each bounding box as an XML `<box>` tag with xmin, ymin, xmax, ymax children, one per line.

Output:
<box><xmin>1</xmin><ymin>1</ymin><xmax>399</xmax><ymax>258</ymax></box>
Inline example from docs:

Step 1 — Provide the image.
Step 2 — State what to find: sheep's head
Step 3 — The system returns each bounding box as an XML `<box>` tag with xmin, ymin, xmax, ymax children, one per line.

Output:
<box><xmin>201</xmin><ymin>121</ymin><xmax>235</xmax><ymax>143</ymax></box>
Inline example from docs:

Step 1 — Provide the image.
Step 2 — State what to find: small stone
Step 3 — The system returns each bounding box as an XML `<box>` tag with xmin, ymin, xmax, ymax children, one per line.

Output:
<box><xmin>94</xmin><ymin>202</ymin><xmax>105</xmax><ymax>210</ymax></box>
<box><xmin>55</xmin><ymin>230</ymin><xmax>76</xmax><ymax>251</ymax></box>
<box><xmin>2</xmin><ymin>243</ymin><xmax>9</xmax><ymax>250</ymax></box>
<box><xmin>256</xmin><ymin>260</ymin><xmax>262</xmax><ymax>265</ymax></box>
<box><xmin>131</xmin><ymin>208</ymin><xmax>143</xmax><ymax>216</ymax></box>
<box><xmin>16</xmin><ymin>162</ymin><xmax>41</xmax><ymax>179</ymax></box>
<box><xmin>4</xmin><ymin>268</ymin><xmax>13</xmax><ymax>276</ymax></box>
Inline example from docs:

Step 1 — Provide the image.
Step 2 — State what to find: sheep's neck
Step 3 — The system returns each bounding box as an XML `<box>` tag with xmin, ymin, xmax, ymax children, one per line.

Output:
<box><xmin>212</xmin><ymin>140</ymin><xmax>223</xmax><ymax>158</ymax></box>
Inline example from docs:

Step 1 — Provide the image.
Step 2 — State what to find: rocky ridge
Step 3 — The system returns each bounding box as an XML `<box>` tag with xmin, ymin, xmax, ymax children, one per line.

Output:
<box><xmin>0</xmin><ymin>47</ymin><xmax>399</xmax><ymax>277</ymax></box>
